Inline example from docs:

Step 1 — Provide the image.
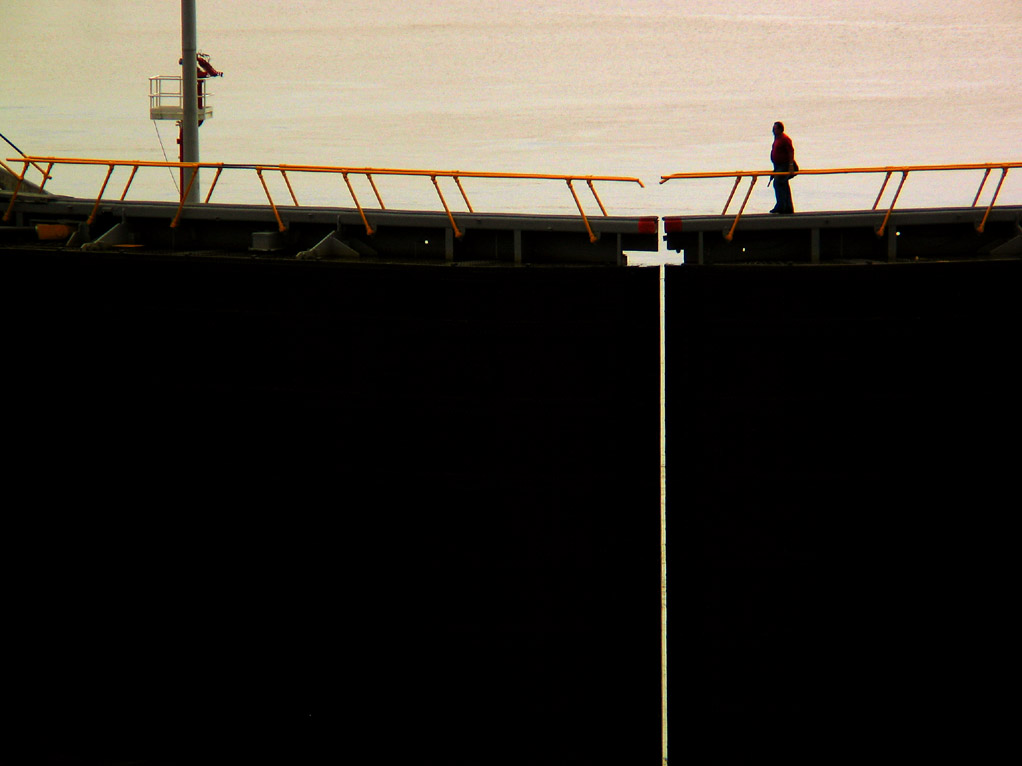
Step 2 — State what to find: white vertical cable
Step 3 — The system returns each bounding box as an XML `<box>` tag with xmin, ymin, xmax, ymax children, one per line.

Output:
<box><xmin>660</xmin><ymin>264</ymin><xmax>668</xmax><ymax>765</ymax></box>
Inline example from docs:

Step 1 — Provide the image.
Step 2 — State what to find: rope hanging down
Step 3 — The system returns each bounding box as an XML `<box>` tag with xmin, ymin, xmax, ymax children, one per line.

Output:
<box><xmin>152</xmin><ymin>122</ymin><xmax>180</xmax><ymax>195</ymax></box>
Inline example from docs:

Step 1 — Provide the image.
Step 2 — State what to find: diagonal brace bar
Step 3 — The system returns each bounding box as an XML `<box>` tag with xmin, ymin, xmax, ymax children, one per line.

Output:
<box><xmin>724</xmin><ymin>175</ymin><xmax>759</xmax><ymax>242</ymax></box>
<box><xmin>876</xmin><ymin>171</ymin><xmax>909</xmax><ymax>237</ymax></box>
<box><xmin>566</xmin><ymin>179</ymin><xmax>598</xmax><ymax>243</ymax></box>
<box><xmin>343</xmin><ymin>172</ymin><xmax>374</xmax><ymax>236</ymax></box>
<box><xmin>977</xmin><ymin>167</ymin><xmax>1009</xmax><ymax>234</ymax></box>
<box><xmin>432</xmin><ymin>175</ymin><xmax>463</xmax><ymax>239</ymax></box>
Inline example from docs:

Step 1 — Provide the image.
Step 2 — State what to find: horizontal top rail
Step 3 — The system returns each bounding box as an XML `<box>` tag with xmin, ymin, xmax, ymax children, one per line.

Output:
<box><xmin>660</xmin><ymin>161</ymin><xmax>1022</xmax><ymax>239</ymax></box>
<box><xmin>4</xmin><ymin>155</ymin><xmax>644</xmax><ymax>242</ymax></box>
<box><xmin>7</xmin><ymin>156</ymin><xmax>643</xmax><ymax>184</ymax></box>
<box><xmin>661</xmin><ymin>161</ymin><xmax>1022</xmax><ymax>181</ymax></box>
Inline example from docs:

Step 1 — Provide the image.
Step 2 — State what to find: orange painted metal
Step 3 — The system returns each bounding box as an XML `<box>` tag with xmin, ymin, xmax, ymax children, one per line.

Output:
<box><xmin>5</xmin><ymin>156</ymin><xmax>644</xmax><ymax>242</ymax></box>
<box><xmin>661</xmin><ymin>162</ymin><xmax>1022</xmax><ymax>239</ymax></box>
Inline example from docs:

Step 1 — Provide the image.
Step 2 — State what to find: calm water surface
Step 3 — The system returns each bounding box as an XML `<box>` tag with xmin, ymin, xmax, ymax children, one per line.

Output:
<box><xmin>2</xmin><ymin>0</ymin><xmax>1020</xmax><ymax>223</ymax></box>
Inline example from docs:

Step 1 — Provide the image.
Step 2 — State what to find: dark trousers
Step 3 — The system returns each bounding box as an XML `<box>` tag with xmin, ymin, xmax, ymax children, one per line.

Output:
<box><xmin>772</xmin><ymin>166</ymin><xmax>794</xmax><ymax>214</ymax></box>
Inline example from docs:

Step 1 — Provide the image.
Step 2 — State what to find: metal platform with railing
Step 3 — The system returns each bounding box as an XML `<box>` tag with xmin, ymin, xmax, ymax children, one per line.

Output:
<box><xmin>660</xmin><ymin>162</ymin><xmax>1022</xmax><ymax>263</ymax></box>
<box><xmin>149</xmin><ymin>75</ymin><xmax>215</xmax><ymax>123</ymax></box>
<box><xmin>4</xmin><ymin>156</ymin><xmax>1022</xmax><ymax>264</ymax></box>
<box><xmin>1</xmin><ymin>155</ymin><xmax>656</xmax><ymax>264</ymax></box>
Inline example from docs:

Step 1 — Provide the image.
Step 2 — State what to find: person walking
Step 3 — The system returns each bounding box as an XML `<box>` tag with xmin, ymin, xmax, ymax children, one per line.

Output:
<box><xmin>769</xmin><ymin>121</ymin><xmax>796</xmax><ymax>214</ymax></box>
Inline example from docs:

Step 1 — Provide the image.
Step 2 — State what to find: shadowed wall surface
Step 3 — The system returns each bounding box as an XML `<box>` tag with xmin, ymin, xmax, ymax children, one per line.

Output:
<box><xmin>666</xmin><ymin>261</ymin><xmax>1020</xmax><ymax>761</ymax></box>
<box><xmin>4</xmin><ymin>252</ymin><xmax>661</xmax><ymax>765</ymax></box>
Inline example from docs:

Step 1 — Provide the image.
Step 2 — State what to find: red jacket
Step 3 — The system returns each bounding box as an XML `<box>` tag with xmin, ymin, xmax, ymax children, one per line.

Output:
<box><xmin>771</xmin><ymin>134</ymin><xmax>794</xmax><ymax>166</ymax></box>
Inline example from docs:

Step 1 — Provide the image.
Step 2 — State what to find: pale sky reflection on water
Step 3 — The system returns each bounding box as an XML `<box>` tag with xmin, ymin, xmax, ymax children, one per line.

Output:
<box><xmin>1</xmin><ymin>1</ymin><xmax>1019</xmax><ymax>225</ymax></box>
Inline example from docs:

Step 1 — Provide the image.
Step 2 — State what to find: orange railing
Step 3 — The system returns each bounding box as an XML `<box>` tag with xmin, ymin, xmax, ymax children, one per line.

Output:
<box><xmin>660</xmin><ymin>162</ymin><xmax>1022</xmax><ymax>240</ymax></box>
<box><xmin>1</xmin><ymin>157</ymin><xmax>53</xmax><ymax>190</ymax></box>
<box><xmin>3</xmin><ymin>156</ymin><xmax>645</xmax><ymax>243</ymax></box>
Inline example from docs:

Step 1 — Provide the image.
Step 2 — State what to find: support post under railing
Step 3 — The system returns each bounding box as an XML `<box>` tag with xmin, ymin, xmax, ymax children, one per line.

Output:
<box><xmin>171</xmin><ymin>165</ymin><xmax>203</xmax><ymax>228</ymax></box>
<box><xmin>873</xmin><ymin>171</ymin><xmax>893</xmax><ymax>210</ymax></box>
<box><xmin>251</xmin><ymin>167</ymin><xmax>285</xmax><ymax>232</ymax></box>
<box><xmin>203</xmin><ymin>165</ymin><xmax>223</xmax><ymax>203</ymax></box>
<box><xmin>972</xmin><ymin>168</ymin><xmax>992</xmax><ymax>207</ymax></box>
<box><xmin>366</xmin><ymin>173</ymin><xmax>385</xmax><ymax>209</ymax></box>
<box><xmin>977</xmin><ymin>167</ymin><xmax>1009</xmax><ymax>234</ymax></box>
<box><xmin>876</xmin><ymin>171</ymin><xmax>909</xmax><ymax>237</ymax></box>
<box><xmin>87</xmin><ymin>164</ymin><xmax>116</xmax><ymax>225</ymax></box>
<box><xmin>722</xmin><ymin>176</ymin><xmax>742</xmax><ymax>215</ymax></box>
<box><xmin>724</xmin><ymin>175</ymin><xmax>758</xmax><ymax>242</ymax></box>
<box><xmin>343</xmin><ymin>172</ymin><xmax>375</xmax><ymax>236</ymax></box>
<box><xmin>280</xmin><ymin>169</ymin><xmax>299</xmax><ymax>206</ymax></box>
<box><xmin>453</xmin><ymin>176</ymin><xmax>473</xmax><ymax>213</ymax></box>
<box><xmin>39</xmin><ymin>162</ymin><xmax>54</xmax><ymax>192</ymax></box>
<box><xmin>566</xmin><ymin>179</ymin><xmax>597</xmax><ymax>244</ymax></box>
<box><xmin>587</xmin><ymin>179</ymin><xmax>608</xmax><ymax>216</ymax></box>
<box><xmin>432</xmin><ymin>175</ymin><xmax>463</xmax><ymax>239</ymax></box>
<box><xmin>119</xmin><ymin>165</ymin><xmax>139</xmax><ymax>201</ymax></box>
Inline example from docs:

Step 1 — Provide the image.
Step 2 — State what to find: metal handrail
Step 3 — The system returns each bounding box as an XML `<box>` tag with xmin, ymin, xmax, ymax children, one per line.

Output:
<box><xmin>3</xmin><ymin>156</ymin><xmax>645</xmax><ymax>243</ymax></box>
<box><xmin>1</xmin><ymin>157</ymin><xmax>54</xmax><ymax>191</ymax></box>
<box><xmin>660</xmin><ymin>162</ymin><xmax>1022</xmax><ymax>240</ymax></box>
<box><xmin>149</xmin><ymin>75</ymin><xmax>213</xmax><ymax>118</ymax></box>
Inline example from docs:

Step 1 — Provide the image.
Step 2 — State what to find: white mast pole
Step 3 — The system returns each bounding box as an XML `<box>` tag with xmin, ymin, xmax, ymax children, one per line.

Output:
<box><xmin>181</xmin><ymin>0</ymin><xmax>200</xmax><ymax>203</ymax></box>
